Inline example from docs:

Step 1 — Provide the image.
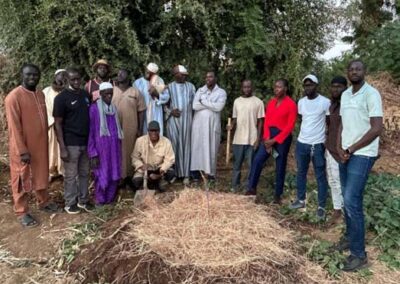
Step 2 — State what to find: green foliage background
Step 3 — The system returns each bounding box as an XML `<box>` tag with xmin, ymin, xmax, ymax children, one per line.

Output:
<box><xmin>0</xmin><ymin>0</ymin><xmax>335</xmax><ymax>115</ymax></box>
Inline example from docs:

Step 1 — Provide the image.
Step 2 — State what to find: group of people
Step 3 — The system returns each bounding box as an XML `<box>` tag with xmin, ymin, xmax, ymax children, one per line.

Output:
<box><xmin>5</xmin><ymin>58</ymin><xmax>382</xmax><ymax>272</ymax></box>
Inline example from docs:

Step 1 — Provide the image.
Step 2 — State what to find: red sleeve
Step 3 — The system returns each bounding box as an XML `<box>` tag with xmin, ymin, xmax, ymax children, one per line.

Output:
<box><xmin>262</xmin><ymin>102</ymin><xmax>270</xmax><ymax>140</ymax></box>
<box><xmin>274</xmin><ymin>100</ymin><xmax>297</xmax><ymax>144</ymax></box>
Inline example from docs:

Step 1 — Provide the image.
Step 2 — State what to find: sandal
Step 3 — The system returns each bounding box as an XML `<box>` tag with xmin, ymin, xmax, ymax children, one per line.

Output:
<box><xmin>40</xmin><ymin>202</ymin><xmax>60</xmax><ymax>213</ymax></box>
<box><xmin>19</xmin><ymin>214</ymin><xmax>39</xmax><ymax>228</ymax></box>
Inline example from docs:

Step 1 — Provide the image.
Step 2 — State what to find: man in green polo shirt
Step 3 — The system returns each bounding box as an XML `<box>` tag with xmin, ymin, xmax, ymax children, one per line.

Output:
<box><xmin>334</xmin><ymin>59</ymin><xmax>383</xmax><ymax>271</ymax></box>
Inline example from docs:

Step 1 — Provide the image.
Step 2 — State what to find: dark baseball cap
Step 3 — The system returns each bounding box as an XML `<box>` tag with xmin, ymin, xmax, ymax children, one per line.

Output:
<box><xmin>148</xmin><ymin>121</ymin><xmax>160</xmax><ymax>131</ymax></box>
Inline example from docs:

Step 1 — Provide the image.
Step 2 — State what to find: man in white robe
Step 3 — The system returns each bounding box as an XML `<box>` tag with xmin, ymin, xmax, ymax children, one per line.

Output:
<box><xmin>190</xmin><ymin>71</ymin><xmax>227</xmax><ymax>179</ymax></box>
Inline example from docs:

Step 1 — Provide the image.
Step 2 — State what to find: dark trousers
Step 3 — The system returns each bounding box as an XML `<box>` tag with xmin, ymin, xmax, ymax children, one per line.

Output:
<box><xmin>247</xmin><ymin>127</ymin><xmax>292</xmax><ymax>197</ymax></box>
<box><xmin>133</xmin><ymin>168</ymin><xmax>175</xmax><ymax>190</ymax></box>
<box><xmin>232</xmin><ymin>144</ymin><xmax>254</xmax><ymax>190</ymax></box>
<box><xmin>339</xmin><ymin>155</ymin><xmax>376</xmax><ymax>258</ymax></box>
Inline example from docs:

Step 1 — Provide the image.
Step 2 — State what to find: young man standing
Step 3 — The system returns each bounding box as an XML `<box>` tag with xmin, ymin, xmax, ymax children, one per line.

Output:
<box><xmin>54</xmin><ymin>68</ymin><xmax>94</xmax><ymax>214</ymax></box>
<box><xmin>335</xmin><ymin>60</ymin><xmax>383</xmax><ymax>271</ymax></box>
<box><xmin>227</xmin><ymin>79</ymin><xmax>264</xmax><ymax>192</ymax></box>
<box><xmin>5</xmin><ymin>64</ymin><xmax>59</xmax><ymax>227</ymax></box>
<box><xmin>290</xmin><ymin>74</ymin><xmax>330</xmax><ymax>220</ymax></box>
<box><xmin>191</xmin><ymin>71</ymin><xmax>227</xmax><ymax>180</ymax></box>
<box><xmin>326</xmin><ymin>76</ymin><xmax>347</xmax><ymax>223</ymax></box>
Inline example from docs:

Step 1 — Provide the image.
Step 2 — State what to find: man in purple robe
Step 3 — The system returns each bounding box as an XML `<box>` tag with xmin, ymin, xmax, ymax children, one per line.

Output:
<box><xmin>88</xmin><ymin>82</ymin><xmax>123</xmax><ymax>205</ymax></box>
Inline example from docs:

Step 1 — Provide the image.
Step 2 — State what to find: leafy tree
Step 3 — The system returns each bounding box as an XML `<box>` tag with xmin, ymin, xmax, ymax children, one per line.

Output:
<box><xmin>0</xmin><ymin>0</ymin><xmax>335</xmax><ymax>110</ymax></box>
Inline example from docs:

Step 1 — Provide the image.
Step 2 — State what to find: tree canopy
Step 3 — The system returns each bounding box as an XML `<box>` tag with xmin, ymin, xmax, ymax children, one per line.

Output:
<box><xmin>0</xmin><ymin>0</ymin><xmax>335</xmax><ymax>106</ymax></box>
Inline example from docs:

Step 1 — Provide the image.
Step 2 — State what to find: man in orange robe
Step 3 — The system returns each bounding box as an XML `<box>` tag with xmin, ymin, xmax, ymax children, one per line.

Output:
<box><xmin>5</xmin><ymin>63</ymin><xmax>59</xmax><ymax>227</ymax></box>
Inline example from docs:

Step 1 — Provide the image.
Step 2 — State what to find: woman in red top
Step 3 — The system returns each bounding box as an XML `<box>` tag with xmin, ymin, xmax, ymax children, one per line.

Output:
<box><xmin>246</xmin><ymin>79</ymin><xmax>297</xmax><ymax>204</ymax></box>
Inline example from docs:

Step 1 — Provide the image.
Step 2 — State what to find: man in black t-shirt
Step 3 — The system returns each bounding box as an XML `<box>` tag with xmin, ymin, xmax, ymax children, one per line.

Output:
<box><xmin>53</xmin><ymin>68</ymin><xmax>94</xmax><ymax>214</ymax></box>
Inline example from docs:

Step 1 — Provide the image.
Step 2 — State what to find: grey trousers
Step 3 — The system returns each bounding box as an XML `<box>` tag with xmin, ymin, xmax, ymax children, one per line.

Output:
<box><xmin>63</xmin><ymin>146</ymin><xmax>90</xmax><ymax>207</ymax></box>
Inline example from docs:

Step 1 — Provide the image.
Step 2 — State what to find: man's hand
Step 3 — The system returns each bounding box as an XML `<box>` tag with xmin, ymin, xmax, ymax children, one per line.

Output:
<box><xmin>171</xmin><ymin>109</ymin><xmax>181</xmax><ymax>118</ymax></box>
<box><xmin>20</xmin><ymin>153</ymin><xmax>31</xmax><ymax>164</ymax></box>
<box><xmin>264</xmin><ymin>139</ymin><xmax>275</xmax><ymax>149</ymax></box>
<box><xmin>149</xmin><ymin>86</ymin><xmax>159</xmax><ymax>99</ymax></box>
<box><xmin>338</xmin><ymin>148</ymin><xmax>350</xmax><ymax>163</ymax></box>
<box><xmin>90</xmin><ymin>157</ymin><xmax>100</xmax><ymax>169</ymax></box>
<box><xmin>226</xmin><ymin>124</ymin><xmax>234</xmax><ymax>131</ymax></box>
<box><xmin>253</xmin><ymin>138</ymin><xmax>260</xmax><ymax>149</ymax></box>
<box><xmin>60</xmin><ymin>147</ymin><xmax>69</xmax><ymax>162</ymax></box>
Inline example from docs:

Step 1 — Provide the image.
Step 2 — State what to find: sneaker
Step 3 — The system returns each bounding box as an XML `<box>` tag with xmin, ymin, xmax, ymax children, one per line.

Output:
<box><xmin>289</xmin><ymin>199</ymin><xmax>305</xmax><ymax>209</ymax></box>
<box><xmin>169</xmin><ymin>177</ymin><xmax>176</xmax><ymax>184</ymax></box>
<box><xmin>342</xmin><ymin>254</ymin><xmax>368</xmax><ymax>272</ymax></box>
<box><xmin>77</xmin><ymin>202</ymin><xmax>95</xmax><ymax>213</ymax></box>
<box><xmin>64</xmin><ymin>204</ymin><xmax>81</xmax><ymax>215</ymax></box>
<box><xmin>316</xmin><ymin>207</ymin><xmax>326</xmax><ymax>221</ymax></box>
<box><xmin>331</xmin><ymin>236</ymin><xmax>350</xmax><ymax>252</ymax></box>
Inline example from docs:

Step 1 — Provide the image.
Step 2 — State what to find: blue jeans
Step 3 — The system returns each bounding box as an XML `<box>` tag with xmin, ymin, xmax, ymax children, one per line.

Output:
<box><xmin>339</xmin><ymin>155</ymin><xmax>376</xmax><ymax>258</ymax></box>
<box><xmin>232</xmin><ymin>144</ymin><xmax>254</xmax><ymax>189</ymax></box>
<box><xmin>247</xmin><ymin>127</ymin><xmax>292</xmax><ymax>196</ymax></box>
<box><xmin>295</xmin><ymin>141</ymin><xmax>328</xmax><ymax>208</ymax></box>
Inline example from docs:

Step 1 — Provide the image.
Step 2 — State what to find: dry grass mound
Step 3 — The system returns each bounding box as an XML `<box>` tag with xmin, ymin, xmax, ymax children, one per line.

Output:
<box><xmin>82</xmin><ymin>190</ymin><xmax>330</xmax><ymax>283</ymax></box>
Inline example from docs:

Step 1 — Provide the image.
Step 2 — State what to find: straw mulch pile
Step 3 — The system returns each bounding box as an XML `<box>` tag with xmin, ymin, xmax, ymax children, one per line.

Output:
<box><xmin>77</xmin><ymin>190</ymin><xmax>330</xmax><ymax>284</ymax></box>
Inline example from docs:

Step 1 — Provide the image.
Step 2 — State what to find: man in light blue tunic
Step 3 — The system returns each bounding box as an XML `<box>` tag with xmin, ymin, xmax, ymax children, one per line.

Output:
<box><xmin>191</xmin><ymin>71</ymin><xmax>227</xmax><ymax>179</ymax></box>
<box><xmin>166</xmin><ymin>65</ymin><xmax>196</xmax><ymax>185</ymax></box>
<box><xmin>134</xmin><ymin>63</ymin><xmax>169</xmax><ymax>135</ymax></box>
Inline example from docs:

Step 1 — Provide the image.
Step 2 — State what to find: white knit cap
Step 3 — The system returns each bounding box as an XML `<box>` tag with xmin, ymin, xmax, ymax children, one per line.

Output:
<box><xmin>146</xmin><ymin>62</ymin><xmax>159</xmax><ymax>74</ymax></box>
<box><xmin>177</xmin><ymin>65</ymin><xmax>188</xmax><ymax>75</ymax></box>
<box><xmin>99</xmin><ymin>82</ymin><xmax>113</xmax><ymax>91</ymax></box>
<box><xmin>54</xmin><ymin>69</ymin><xmax>66</xmax><ymax>75</ymax></box>
<box><xmin>302</xmin><ymin>74</ymin><xmax>319</xmax><ymax>84</ymax></box>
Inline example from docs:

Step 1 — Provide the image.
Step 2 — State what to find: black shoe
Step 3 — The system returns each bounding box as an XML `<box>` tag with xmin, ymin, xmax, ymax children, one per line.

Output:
<box><xmin>77</xmin><ymin>202</ymin><xmax>95</xmax><ymax>213</ymax></box>
<box><xmin>331</xmin><ymin>237</ymin><xmax>350</xmax><ymax>252</ymax></box>
<box><xmin>40</xmin><ymin>202</ymin><xmax>61</xmax><ymax>213</ymax></box>
<box><xmin>342</xmin><ymin>254</ymin><xmax>368</xmax><ymax>272</ymax></box>
<box><xmin>64</xmin><ymin>204</ymin><xmax>81</xmax><ymax>215</ymax></box>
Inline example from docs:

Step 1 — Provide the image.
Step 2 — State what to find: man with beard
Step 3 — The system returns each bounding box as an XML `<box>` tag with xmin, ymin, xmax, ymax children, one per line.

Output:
<box><xmin>113</xmin><ymin>68</ymin><xmax>146</xmax><ymax>188</ymax></box>
<box><xmin>333</xmin><ymin>60</ymin><xmax>383</xmax><ymax>271</ymax></box>
<box><xmin>190</xmin><ymin>71</ymin><xmax>227</xmax><ymax>181</ymax></box>
<box><xmin>134</xmin><ymin>63</ymin><xmax>169</xmax><ymax>135</ymax></box>
<box><xmin>85</xmin><ymin>59</ymin><xmax>113</xmax><ymax>102</ymax></box>
<box><xmin>5</xmin><ymin>64</ymin><xmax>59</xmax><ymax>227</ymax></box>
<box><xmin>165</xmin><ymin>65</ymin><xmax>195</xmax><ymax>185</ymax></box>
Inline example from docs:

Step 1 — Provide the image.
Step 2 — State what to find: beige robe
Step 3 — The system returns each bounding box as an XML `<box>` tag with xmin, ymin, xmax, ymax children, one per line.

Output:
<box><xmin>5</xmin><ymin>86</ymin><xmax>49</xmax><ymax>214</ymax></box>
<box><xmin>43</xmin><ymin>86</ymin><xmax>63</xmax><ymax>176</ymax></box>
<box><xmin>112</xmin><ymin>86</ymin><xmax>146</xmax><ymax>178</ymax></box>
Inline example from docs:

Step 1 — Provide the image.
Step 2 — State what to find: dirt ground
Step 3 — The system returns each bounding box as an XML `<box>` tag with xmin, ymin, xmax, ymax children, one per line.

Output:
<box><xmin>0</xmin><ymin>72</ymin><xmax>399</xmax><ymax>283</ymax></box>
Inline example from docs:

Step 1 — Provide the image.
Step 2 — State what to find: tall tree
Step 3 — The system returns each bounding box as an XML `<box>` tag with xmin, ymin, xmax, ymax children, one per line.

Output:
<box><xmin>0</xmin><ymin>0</ymin><xmax>334</xmax><ymax>103</ymax></box>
